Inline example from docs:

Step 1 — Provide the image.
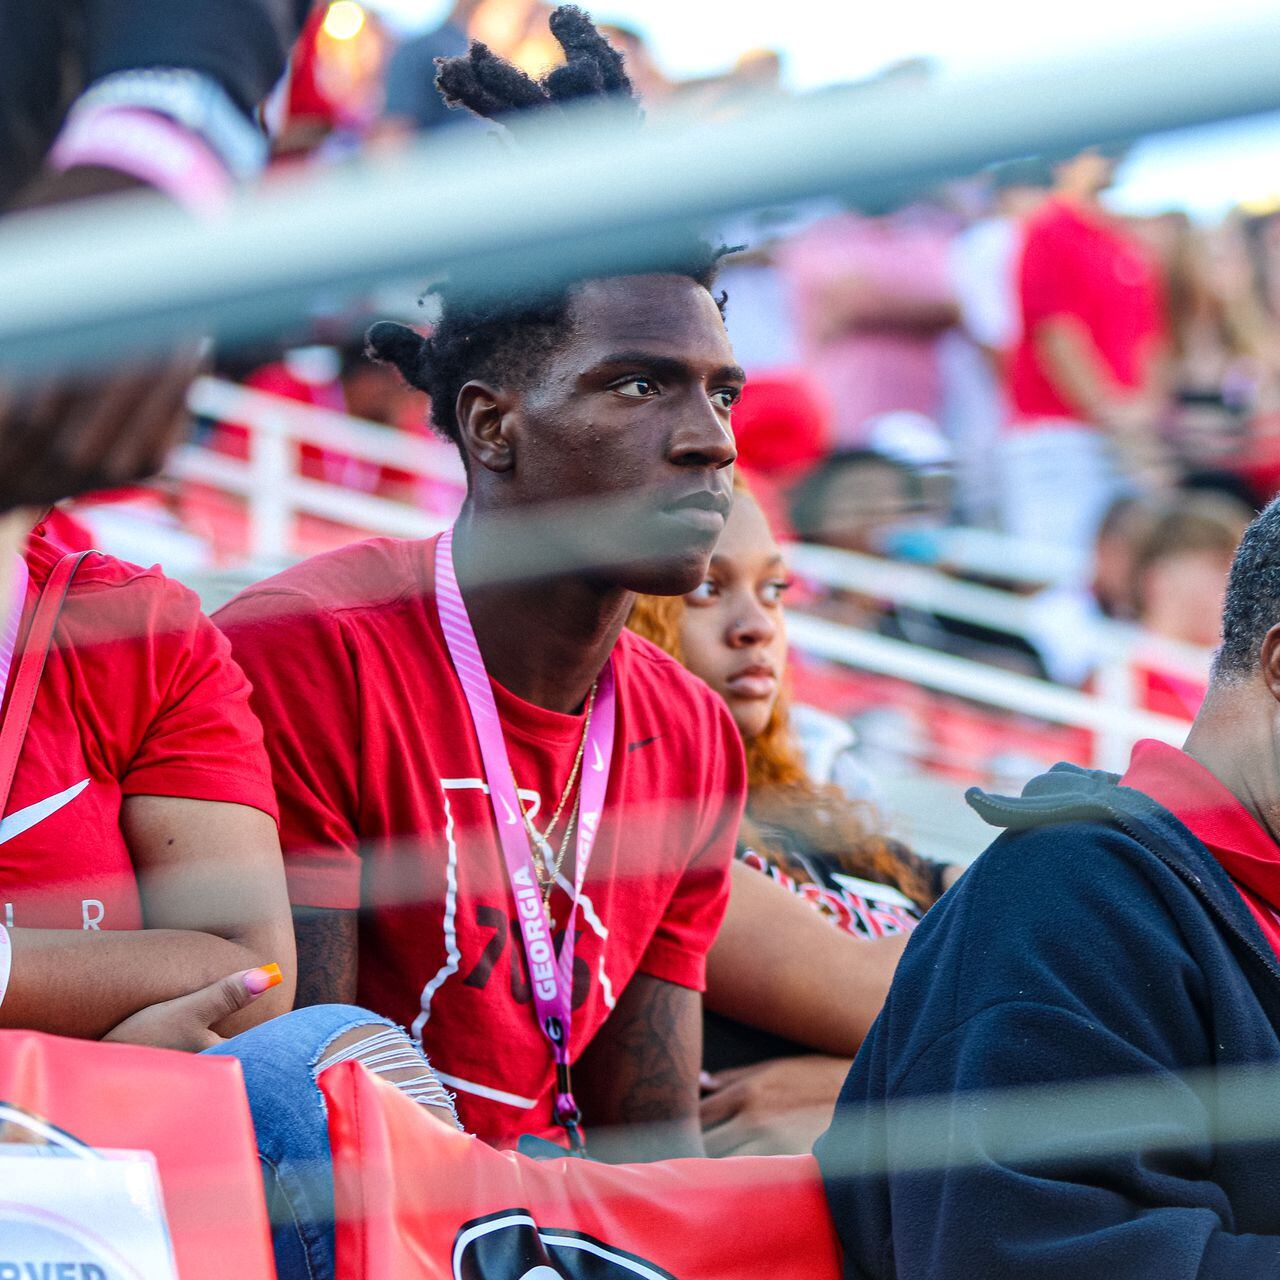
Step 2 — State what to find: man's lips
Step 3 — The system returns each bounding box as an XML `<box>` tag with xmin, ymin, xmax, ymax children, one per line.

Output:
<box><xmin>725</xmin><ymin>663</ymin><xmax>777</xmax><ymax>699</ymax></box>
<box><xmin>661</xmin><ymin>488</ymin><xmax>732</xmax><ymax>532</ymax></box>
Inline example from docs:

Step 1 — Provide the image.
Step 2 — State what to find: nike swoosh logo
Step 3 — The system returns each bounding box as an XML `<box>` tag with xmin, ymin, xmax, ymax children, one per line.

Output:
<box><xmin>499</xmin><ymin>795</ymin><xmax>520</xmax><ymax>825</ymax></box>
<box><xmin>628</xmin><ymin>735</ymin><xmax>661</xmax><ymax>753</ymax></box>
<box><xmin>591</xmin><ymin>741</ymin><xmax>605</xmax><ymax>772</ymax></box>
<box><xmin>0</xmin><ymin>779</ymin><xmax>90</xmax><ymax>845</ymax></box>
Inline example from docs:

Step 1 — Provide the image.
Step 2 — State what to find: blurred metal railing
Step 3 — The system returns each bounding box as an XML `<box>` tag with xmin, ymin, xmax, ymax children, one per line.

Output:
<box><xmin>787</xmin><ymin>542</ymin><xmax>1212</xmax><ymax>670</ymax></box>
<box><xmin>785</xmin><ymin>614</ymin><xmax>1190</xmax><ymax>772</ymax></box>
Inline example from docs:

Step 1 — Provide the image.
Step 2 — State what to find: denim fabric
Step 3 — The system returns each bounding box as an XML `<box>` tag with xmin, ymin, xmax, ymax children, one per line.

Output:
<box><xmin>206</xmin><ymin>1004</ymin><xmax>398</xmax><ymax>1280</ymax></box>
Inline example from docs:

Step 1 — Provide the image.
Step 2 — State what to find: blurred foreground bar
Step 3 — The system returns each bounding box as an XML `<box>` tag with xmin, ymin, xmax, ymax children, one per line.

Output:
<box><xmin>0</xmin><ymin>12</ymin><xmax>1277</xmax><ymax>379</ymax></box>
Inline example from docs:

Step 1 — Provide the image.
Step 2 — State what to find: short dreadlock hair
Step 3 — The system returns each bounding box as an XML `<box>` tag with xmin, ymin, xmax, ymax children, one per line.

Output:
<box><xmin>366</xmin><ymin>6</ymin><xmax>729</xmax><ymax>451</ymax></box>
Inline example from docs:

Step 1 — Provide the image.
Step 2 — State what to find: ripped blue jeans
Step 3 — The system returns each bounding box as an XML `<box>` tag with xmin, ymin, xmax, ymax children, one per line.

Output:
<box><xmin>206</xmin><ymin>1004</ymin><xmax>457</xmax><ymax>1280</ymax></box>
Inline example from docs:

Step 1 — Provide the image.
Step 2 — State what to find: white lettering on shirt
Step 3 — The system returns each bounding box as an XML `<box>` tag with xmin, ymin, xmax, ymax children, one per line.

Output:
<box><xmin>1</xmin><ymin>899</ymin><xmax>115</xmax><ymax>929</ymax></box>
<box><xmin>414</xmin><ymin>779</ymin><xmax>571</xmax><ymax>1030</ymax></box>
<box><xmin>413</xmin><ymin>776</ymin><xmax>485</xmax><ymax>1038</ymax></box>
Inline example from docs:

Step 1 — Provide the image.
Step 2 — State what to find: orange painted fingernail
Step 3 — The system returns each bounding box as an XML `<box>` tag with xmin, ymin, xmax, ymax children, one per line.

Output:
<box><xmin>244</xmin><ymin>963</ymin><xmax>283</xmax><ymax>995</ymax></box>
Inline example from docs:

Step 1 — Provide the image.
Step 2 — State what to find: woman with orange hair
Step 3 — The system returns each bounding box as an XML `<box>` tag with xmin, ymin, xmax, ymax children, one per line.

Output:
<box><xmin>629</xmin><ymin>475</ymin><xmax>962</xmax><ymax>1155</ymax></box>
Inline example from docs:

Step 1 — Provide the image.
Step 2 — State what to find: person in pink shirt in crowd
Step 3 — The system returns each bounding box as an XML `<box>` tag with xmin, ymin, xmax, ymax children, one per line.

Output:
<box><xmin>778</xmin><ymin>202</ymin><xmax>960</xmax><ymax>449</ymax></box>
<box><xmin>1002</xmin><ymin>145</ymin><xmax>1170</xmax><ymax>571</ymax></box>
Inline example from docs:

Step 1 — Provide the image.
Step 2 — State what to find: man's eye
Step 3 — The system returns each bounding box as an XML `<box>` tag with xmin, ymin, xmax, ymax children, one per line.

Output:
<box><xmin>687</xmin><ymin>579</ymin><xmax>718</xmax><ymax>602</ymax></box>
<box><xmin>711</xmin><ymin>388</ymin><xmax>740</xmax><ymax>410</ymax></box>
<box><xmin>614</xmin><ymin>377</ymin><xmax>659</xmax><ymax>398</ymax></box>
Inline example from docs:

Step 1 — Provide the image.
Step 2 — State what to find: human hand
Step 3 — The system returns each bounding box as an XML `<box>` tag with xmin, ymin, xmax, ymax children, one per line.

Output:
<box><xmin>103</xmin><ymin>964</ymin><xmax>283</xmax><ymax>1052</ymax></box>
<box><xmin>699</xmin><ymin>1055</ymin><xmax>852</xmax><ymax>1157</ymax></box>
<box><xmin>1096</xmin><ymin>394</ymin><xmax>1160</xmax><ymax>437</ymax></box>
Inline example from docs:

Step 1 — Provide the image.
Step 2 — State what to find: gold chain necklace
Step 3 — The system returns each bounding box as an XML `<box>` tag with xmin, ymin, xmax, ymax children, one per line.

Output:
<box><xmin>511</xmin><ymin>680</ymin><xmax>597</xmax><ymax>919</ymax></box>
<box><xmin>532</xmin><ymin>799</ymin><xmax>579</xmax><ymax>928</ymax></box>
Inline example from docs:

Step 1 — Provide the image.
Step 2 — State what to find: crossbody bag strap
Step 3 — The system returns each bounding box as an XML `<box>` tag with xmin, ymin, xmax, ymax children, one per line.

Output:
<box><xmin>0</xmin><ymin>551</ymin><xmax>90</xmax><ymax>818</ymax></box>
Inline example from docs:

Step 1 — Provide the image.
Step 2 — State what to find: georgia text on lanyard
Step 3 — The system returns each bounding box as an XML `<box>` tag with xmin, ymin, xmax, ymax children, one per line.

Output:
<box><xmin>435</xmin><ymin>528</ymin><xmax>617</xmax><ymax>1153</ymax></box>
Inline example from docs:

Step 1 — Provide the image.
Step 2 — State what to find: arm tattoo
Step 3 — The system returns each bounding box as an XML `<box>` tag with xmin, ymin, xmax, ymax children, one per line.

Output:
<box><xmin>609</xmin><ymin>978</ymin><xmax>698</xmax><ymax>1124</ymax></box>
<box><xmin>292</xmin><ymin>906</ymin><xmax>358</xmax><ymax>1007</ymax></box>
<box><xmin>578</xmin><ymin>973</ymin><xmax>704</xmax><ymax>1160</ymax></box>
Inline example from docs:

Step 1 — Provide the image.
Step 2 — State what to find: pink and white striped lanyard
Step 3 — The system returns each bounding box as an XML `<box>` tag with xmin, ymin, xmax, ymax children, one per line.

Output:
<box><xmin>0</xmin><ymin>552</ymin><xmax>28</xmax><ymax>1006</ymax></box>
<box><xmin>0</xmin><ymin>556</ymin><xmax>29</xmax><ymax>694</ymax></box>
<box><xmin>435</xmin><ymin>528</ymin><xmax>616</xmax><ymax>1152</ymax></box>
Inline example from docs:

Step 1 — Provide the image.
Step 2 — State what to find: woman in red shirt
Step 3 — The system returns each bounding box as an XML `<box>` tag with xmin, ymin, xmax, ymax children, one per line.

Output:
<box><xmin>0</xmin><ymin>517</ymin><xmax>462</xmax><ymax>1280</ymax></box>
<box><xmin>0</xmin><ymin>521</ymin><xmax>449</xmax><ymax>1280</ymax></box>
<box><xmin>0</xmin><ymin>517</ymin><xmax>296</xmax><ymax>1041</ymax></box>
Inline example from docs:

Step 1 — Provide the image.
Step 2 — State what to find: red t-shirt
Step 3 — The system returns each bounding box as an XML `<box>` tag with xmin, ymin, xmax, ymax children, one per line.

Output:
<box><xmin>0</xmin><ymin>530</ymin><xmax>278</xmax><ymax>933</ymax></box>
<box><xmin>1121</xmin><ymin>739</ymin><xmax>1280</xmax><ymax>958</ymax></box>
<box><xmin>216</xmin><ymin>535</ymin><xmax>745</xmax><ymax>1147</ymax></box>
<box><xmin>1009</xmin><ymin>197</ymin><xmax>1165</xmax><ymax>424</ymax></box>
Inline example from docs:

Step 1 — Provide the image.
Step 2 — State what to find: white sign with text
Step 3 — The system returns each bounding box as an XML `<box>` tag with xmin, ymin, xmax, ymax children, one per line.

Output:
<box><xmin>0</xmin><ymin>1148</ymin><xmax>178</xmax><ymax>1280</ymax></box>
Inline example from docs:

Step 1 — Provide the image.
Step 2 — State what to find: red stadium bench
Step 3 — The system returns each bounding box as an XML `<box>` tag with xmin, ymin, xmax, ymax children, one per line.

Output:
<box><xmin>0</xmin><ymin>1030</ymin><xmax>275</xmax><ymax>1280</ymax></box>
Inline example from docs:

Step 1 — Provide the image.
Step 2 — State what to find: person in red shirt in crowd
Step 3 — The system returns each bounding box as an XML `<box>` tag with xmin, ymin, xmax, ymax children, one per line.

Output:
<box><xmin>1002</xmin><ymin>145</ymin><xmax>1169</xmax><ymax>571</ymax></box>
<box><xmin>0</xmin><ymin>515</ymin><xmax>465</xmax><ymax>1280</ymax></box>
<box><xmin>217</xmin><ymin>9</ymin><xmax>746</xmax><ymax>1162</ymax></box>
<box><xmin>0</xmin><ymin>515</ymin><xmax>295</xmax><ymax>1041</ymax></box>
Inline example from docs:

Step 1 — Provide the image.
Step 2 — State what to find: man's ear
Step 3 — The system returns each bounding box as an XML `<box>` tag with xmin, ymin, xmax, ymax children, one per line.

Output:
<box><xmin>1258</xmin><ymin>624</ymin><xmax>1280</xmax><ymax>703</ymax></box>
<box><xmin>455</xmin><ymin>380</ymin><xmax>517</xmax><ymax>475</ymax></box>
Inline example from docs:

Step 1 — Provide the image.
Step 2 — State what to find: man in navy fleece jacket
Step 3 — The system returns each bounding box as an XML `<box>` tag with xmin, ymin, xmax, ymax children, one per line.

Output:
<box><xmin>818</xmin><ymin>495</ymin><xmax>1280</xmax><ymax>1278</ymax></box>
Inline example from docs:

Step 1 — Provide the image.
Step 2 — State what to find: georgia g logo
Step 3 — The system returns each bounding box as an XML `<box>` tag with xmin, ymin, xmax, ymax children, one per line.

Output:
<box><xmin>453</xmin><ymin>1211</ymin><xmax>679</xmax><ymax>1280</ymax></box>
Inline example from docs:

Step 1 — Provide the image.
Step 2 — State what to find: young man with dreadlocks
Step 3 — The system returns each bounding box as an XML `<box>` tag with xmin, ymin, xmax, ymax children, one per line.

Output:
<box><xmin>217</xmin><ymin>8</ymin><xmax>746</xmax><ymax>1161</ymax></box>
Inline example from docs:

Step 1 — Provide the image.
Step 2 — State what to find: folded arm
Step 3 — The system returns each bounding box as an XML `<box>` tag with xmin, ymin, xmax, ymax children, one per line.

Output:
<box><xmin>1</xmin><ymin>796</ymin><xmax>295</xmax><ymax>1037</ymax></box>
<box><xmin>706</xmin><ymin>860</ymin><xmax>906</xmax><ymax>1055</ymax></box>
<box><xmin>575</xmin><ymin>971</ymin><xmax>705</xmax><ymax>1162</ymax></box>
<box><xmin>291</xmin><ymin>904</ymin><xmax>359</xmax><ymax>1007</ymax></box>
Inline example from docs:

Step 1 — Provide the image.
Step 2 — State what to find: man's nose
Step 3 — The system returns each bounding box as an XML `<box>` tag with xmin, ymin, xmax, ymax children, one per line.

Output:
<box><xmin>669</xmin><ymin>397</ymin><xmax>736</xmax><ymax>470</ymax></box>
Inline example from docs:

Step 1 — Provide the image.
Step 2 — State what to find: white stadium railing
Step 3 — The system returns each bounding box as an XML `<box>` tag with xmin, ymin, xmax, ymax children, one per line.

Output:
<box><xmin>785</xmin><ymin>615</ymin><xmax>1190</xmax><ymax>773</ymax></box>
<box><xmin>923</xmin><ymin>526</ymin><xmax>1082</xmax><ymax>589</ymax></box>
<box><xmin>180</xmin><ymin>377</ymin><xmax>463</xmax><ymax>558</ymax></box>
<box><xmin>165</xmin><ymin>383</ymin><xmax>1198</xmax><ymax>776</ymax></box>
<box><xmin>786</xmin><ymin>542</ymin><xmax>1214</xmax><ymax>681</ymax></box>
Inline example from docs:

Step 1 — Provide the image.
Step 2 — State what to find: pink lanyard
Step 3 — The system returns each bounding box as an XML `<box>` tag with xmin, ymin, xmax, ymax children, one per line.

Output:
<box><xmin>0</xmin><ymin>556</ymin><xmax>29</xmax><ymax>694</ymax></box>
<box><xmin>435</xmin><ymin>528</ymin><xmax>616</xmax><ymax>1151</ymax></box>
